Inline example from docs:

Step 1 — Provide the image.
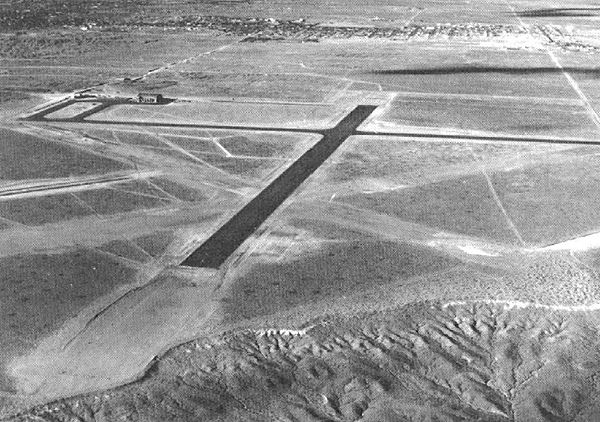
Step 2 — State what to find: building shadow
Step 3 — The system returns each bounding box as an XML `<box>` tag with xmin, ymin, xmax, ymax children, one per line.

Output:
<box><xmin>516</xmin><ymin>8</ymin><xmax>600</xmax><ymax>18</ymax></box>
<box><xmin>370</xmin><ymin>67</ymin><xmax>600</xmax><ymax>76</ymax></box>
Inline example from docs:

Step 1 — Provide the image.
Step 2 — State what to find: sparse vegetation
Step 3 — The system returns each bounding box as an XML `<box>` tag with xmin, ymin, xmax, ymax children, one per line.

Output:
<box><xmin>148</xmin><ymin>177</ymin><xmax>208</xmax><ymax>202</ymax></box>
<box><xmin>0</xmin><ymin>249</ymin><xmax>136</xmax><ymax>391</ymax></box>
<box><xmin>0</xmin><ymin>31</ymin><xmax>131</xmax><ymax>59</ymax></box>
<box><xmin>339</xmin><ymin>174</ymin><xmax>521</xmax><ymax>244</ymax></box>
<box><xmin>0</xmin><ymin>128</ymin><xmax>129</xmax><ymax>181</ymax></box>
<box><xmin>192</xmin><ymin>153</ymin><xmax>284</xmax><ymax>179</ymax></box>
<box><xmin>15</xmin><ymin>302</ymin><xmax>600</xmax><ymax>421</ymax></box>
<box><xmin>0</xmin><ymin>194</ymin><xmax>94</xmax><ymax>225</ymax></box>
<box><xmin>134</xmin><ymin>230</ymin><xmax>173</xmax><ymax>257</ymax></box>
<box><xmin>225</xmin><ymin>240</ymin><xmax>459</xmax><ymax>321</ymax></box>
<box><xmin>74</xmin><ymin>188</ymin><xmax>168</xmax><ymax>215</ymax></box>
<box><xmin>2</xmin><ymin>0</ymin><xmax>600</xmax><ymax>420</ymax></box>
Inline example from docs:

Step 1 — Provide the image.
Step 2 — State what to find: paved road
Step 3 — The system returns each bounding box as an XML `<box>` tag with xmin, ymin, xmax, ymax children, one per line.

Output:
<box><xmin>181</xmin><ymin>105</ymin><xmax>378</xmax><ymax>268</ymax></box>
<box><xmin>25</xmin><ymin>98</ymin><xmax>599</xmax><ymax>146</ymax></box>
<box><xmin>355</xmin><ymin>130</ymin><xmax>600</xmax><ymax>146</ymax></box>
<box><xmin>23</xmin><ymin>98</ymin><xmax>130</xmax><ymax>122</ymax></box>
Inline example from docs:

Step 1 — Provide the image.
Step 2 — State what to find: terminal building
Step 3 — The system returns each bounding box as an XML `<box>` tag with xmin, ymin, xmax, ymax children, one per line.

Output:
<box><xmin>137</xmin><ymin>93</ymin><xmax>164</xmax><ymax>104</ymax></box>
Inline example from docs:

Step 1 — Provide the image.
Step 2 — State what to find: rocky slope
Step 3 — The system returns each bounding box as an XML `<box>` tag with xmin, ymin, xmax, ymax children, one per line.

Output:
<box><xmin>12</xmin><ymin>302</ymin><xmax>600</xmax><ymax>421</ymax></box>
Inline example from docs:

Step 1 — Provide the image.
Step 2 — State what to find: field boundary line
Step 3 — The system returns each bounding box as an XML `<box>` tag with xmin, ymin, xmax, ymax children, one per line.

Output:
<box><xmin>0</xmin><ymin>214</ymin><xmax>28</xmax><ymax>229</ymax></box>
<box><xmin>145</xmin><ymin>179</ymin><xmax>184</xmax><ymax>202</ymax></box>
<box><xmin>68</xmin><ymin>192</ymin><xmax>108</xmax><ymax>222</ymax></box>
<box><xmin>469</xmin><ymin>149</ymin><xmax>526</xmax><ymax>247</ymax></box>
<box><xmin>547</xmin><ymin>50</ymin><xmax>600</xmax><ymax>130</ymax></box>
<box><xmin>404</xmin><ymin>8</ymin><xmax>425</xmax><ymax>26</ymax></box>
<box><xmin>211</xmin><ymin>139</ymin><xmax>233</xmax><ymax>157</ymax></box>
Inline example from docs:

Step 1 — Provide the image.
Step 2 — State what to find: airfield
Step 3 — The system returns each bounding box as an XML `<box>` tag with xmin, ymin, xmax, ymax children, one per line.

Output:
<box><xmin>2</xmin><ymin>0</ymin><xmax>600</xmax><ymax>420</ymax></box>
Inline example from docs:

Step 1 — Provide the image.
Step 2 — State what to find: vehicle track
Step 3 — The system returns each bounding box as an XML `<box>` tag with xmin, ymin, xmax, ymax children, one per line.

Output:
<box><xmin>0</xmin><ymin>172</ymin><xmax>156</xmax><ymax>199</ymax></box>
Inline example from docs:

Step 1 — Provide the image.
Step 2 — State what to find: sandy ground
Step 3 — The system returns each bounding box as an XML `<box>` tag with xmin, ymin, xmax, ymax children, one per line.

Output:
<box><xmin>14</xmin><ymin>302</ymin><xmax>600</xmax><ymax>421</ymax></box>
<box><xmin>1</xmin><ymin>0</ymin><xmax>600</xmax><ymax>420</ymax></box>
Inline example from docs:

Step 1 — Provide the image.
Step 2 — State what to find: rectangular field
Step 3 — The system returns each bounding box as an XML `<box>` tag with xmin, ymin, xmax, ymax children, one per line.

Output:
<box><xmin>319</xmin><ymin>135</ymin><xmax>562</xmax><ymax>186</ymax></box>
<box><xmin>337</xmin><ymin>174</ymin><xmax>522</xmax><ymax>245</ymax></box>
<box><xmin>87</xmin><ymin>101</ymin><xmax>347</xmax><ymax>130</ymax></box>
<box><xmin>490</xmin><ymin>153</ymin><xmax>600</xmax><ymax>245</ymax></box>
<box><xmin>74</xmin><ymin>188</ymin><xmax>170</xmax><ymax>215</ymax></box>
<box><xmin>108</xmin><ymin>72</ymin><xmax>347</xmax><ymax>103</ymax></box>
<box><xmin>370</xmin><ymin>95</ymin><xmax>600</xmax><ymax>139</ymax></box>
